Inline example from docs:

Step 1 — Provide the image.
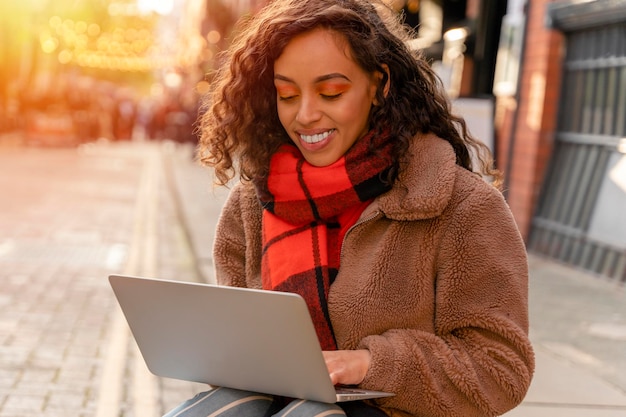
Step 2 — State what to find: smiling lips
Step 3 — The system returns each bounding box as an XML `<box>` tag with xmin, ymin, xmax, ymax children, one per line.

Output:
<box><xmin>299</xmin><ymin>129</ymin><xmax>335</xmax><ymax>144</ymax></box>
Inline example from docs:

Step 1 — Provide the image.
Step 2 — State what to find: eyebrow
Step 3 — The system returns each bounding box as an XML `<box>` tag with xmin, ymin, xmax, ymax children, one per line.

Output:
<box><xmin>274</xmin><ymin>73</ymin><xmax>351</xmax><ymax>83</ymax></box>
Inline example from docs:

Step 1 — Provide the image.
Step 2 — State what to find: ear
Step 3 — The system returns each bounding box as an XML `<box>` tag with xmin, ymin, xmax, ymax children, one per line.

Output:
<box><xmin>380</xmin><ymin>64</ymin><xmax>391</xmax><ymax>98</ymax></box>
<box><xmin>373</xmin><ymin>64</ymin><xmax>391</xmax><ymax>105</ymax></box>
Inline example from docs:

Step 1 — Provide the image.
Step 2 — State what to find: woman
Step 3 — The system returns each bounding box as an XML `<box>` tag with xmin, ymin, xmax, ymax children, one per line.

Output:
<box><xmin>165</xmin><ymin>0</ymin><xmax>534</xmax><ymax>416</ymax></box>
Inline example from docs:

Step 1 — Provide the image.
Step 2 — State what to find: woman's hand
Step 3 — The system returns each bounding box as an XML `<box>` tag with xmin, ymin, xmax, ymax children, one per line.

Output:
<box><xmin>322</xmin><ymin>349</ymin><xmax>371</xmax><ymax>386</ymax></box>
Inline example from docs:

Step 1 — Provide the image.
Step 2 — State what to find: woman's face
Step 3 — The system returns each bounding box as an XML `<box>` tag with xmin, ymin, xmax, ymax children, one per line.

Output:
<box><xmin>273</xmin><ymin>28</ymin><xmax>380</xmax><ymax>167</ymax></box>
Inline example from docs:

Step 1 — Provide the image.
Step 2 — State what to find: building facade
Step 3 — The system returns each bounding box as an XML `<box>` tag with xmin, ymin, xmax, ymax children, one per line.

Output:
<box><xmin>488</xmin><ymin>0</ymin><xmax>626</xmax><ymax>282</ymax></box>
<box><xmin>521</xmin><ymin>0</ymin><xmax>626</xmax><ymax>282</ymax></box>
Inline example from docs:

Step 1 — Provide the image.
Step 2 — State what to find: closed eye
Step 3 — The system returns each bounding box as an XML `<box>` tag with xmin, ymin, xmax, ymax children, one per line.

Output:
<box><xmin>321</xmin><ymin>93</ymin><xmax>342</xmax><ymax>100</ymax></box>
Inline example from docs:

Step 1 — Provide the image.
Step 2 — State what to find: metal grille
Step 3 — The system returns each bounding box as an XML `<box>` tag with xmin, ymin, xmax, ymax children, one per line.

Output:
<box><xmin>528</xmin><ymin>21</ymin><xmax>626</xmax><ymax>282</ymax></box>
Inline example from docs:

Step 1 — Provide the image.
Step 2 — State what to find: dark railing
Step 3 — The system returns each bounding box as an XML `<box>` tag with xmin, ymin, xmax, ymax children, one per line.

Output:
<box><xmin>529</xmin><ymin>13</ymin><xmax>626</xmax><ymax>282</ymax></box>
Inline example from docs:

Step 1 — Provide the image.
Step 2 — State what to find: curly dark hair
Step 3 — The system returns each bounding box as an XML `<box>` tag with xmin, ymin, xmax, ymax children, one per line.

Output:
<box><xmin>197</xmin><ymin>0</ymin><xmax>501</xmax><ymax>188</ymax></box>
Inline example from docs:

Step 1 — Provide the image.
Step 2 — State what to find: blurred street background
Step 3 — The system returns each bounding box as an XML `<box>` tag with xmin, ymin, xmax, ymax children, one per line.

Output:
<box><xmin>0</xmin><ymin>139</ymin><xmax>226</xmax><ymax>416</ymax></box>
<box><xmin>1</xmin><ymin>0</ymin><xmax>625</xmax><ymax>416</ymax></box>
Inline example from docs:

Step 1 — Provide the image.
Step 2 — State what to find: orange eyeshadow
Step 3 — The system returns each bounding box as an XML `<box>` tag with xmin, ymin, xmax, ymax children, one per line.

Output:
<box><xmin>317</xmin><ymin>82</ymin><xmax>349</xmax><ymax>95</ymax></box>
<box><xmin>275</xmin><ymin>86</ymin><xmax>299</xmax><ymax>96</ymax></box>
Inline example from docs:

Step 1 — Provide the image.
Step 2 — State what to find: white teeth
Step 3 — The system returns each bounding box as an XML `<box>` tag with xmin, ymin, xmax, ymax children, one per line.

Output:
<box><xmin>300</xmin><ymin>130</ymin><xmax>333</xmax><ymax>144</ymax></box>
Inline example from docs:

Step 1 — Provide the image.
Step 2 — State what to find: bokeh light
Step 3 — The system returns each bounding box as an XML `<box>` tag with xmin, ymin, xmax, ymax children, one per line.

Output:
<box><xmin>0</xmin><ymin>0</ymin><xmax>260</xmax><ymax>145</ymax></box>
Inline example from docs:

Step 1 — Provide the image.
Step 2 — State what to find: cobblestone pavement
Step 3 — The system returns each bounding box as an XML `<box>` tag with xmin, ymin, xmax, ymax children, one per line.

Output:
<box><xmin>0</xmin><ymin>140</ymin><xmax>226</xmax><ymax>417</ymax></box>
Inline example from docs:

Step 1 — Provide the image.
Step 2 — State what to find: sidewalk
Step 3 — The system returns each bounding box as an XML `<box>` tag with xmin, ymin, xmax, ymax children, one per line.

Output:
<box><xmin>503</xmin><ymin>347</ymin><xmax>626</xmax><ymax>416</ymax></box>
<box><xmin>503</xmin><ymin>256</ymin><xmax>626</xmax><ymax>416</ymax></box>
<box><xmin>169</xmin><ymin>146</ymin><xmax>626</xmax><ymax>416</ymax></box>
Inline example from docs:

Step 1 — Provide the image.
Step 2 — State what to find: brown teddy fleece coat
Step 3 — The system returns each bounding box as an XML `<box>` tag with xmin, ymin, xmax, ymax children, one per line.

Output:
<box><xmin>212</xmin><ymin>133</ymin><xmax>535</xmax><ymax>417</ymax></box>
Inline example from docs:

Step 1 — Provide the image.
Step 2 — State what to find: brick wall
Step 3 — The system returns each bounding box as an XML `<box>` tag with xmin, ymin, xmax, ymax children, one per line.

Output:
<box><xmin>503</xmin><ymin>0</ymin><xmax>565</xmax><ymax>241</ymax></box>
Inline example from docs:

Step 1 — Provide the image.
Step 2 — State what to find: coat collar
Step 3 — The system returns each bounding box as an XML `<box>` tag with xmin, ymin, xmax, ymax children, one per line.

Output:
<box><xmin>377</xmin><ymin>133</ymin><xmax>458</xmax><ymax>221</ymax></box>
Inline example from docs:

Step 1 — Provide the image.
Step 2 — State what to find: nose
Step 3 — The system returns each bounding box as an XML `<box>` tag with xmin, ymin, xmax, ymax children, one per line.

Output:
<box><xmin>295</xmin><ymin>94</ymin><xmax>322</xmax><ymax>125</ymax></box>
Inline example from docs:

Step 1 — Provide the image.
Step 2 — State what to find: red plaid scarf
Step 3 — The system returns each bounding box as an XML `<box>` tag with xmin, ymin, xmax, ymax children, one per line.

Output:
<box><xmin>255</xmin><ymin>130</ymin><xmax>395</xmax><ymax>350</ymax></box>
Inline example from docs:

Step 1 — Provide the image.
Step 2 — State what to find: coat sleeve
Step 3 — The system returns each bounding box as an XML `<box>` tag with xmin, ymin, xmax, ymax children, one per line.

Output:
<box><xmin>359</xmin><ymin>176</ymin><xmax>534</xmax><ymax>417</ymax></box>
<box><xmin>212</xmin><ymin>182</ymin><xmax>263</xmax><ymax>288</ymax></box>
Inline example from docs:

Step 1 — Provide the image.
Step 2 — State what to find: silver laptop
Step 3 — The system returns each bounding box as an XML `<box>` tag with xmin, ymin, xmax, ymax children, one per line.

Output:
<box><xmin>108</xmin><ymin>275</ymin><xmax>394</xmax><ymax>403</ymax></box>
